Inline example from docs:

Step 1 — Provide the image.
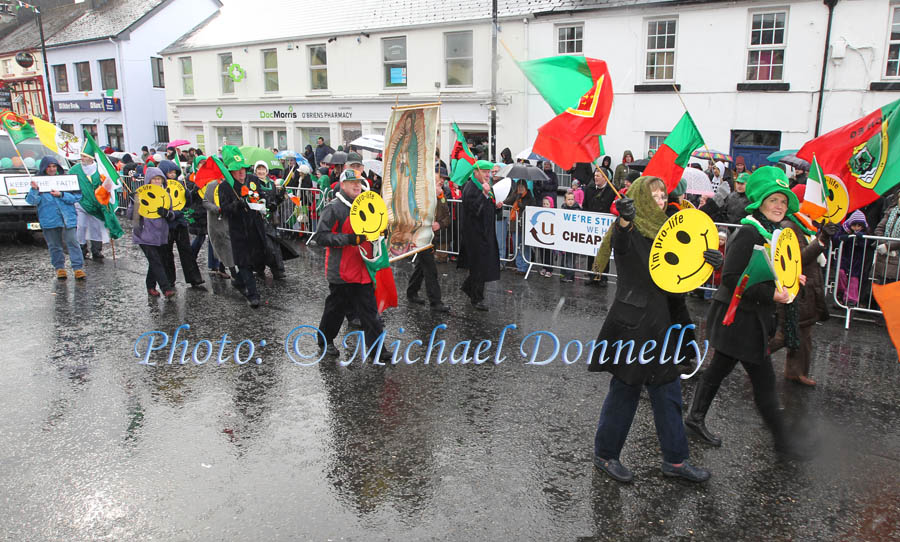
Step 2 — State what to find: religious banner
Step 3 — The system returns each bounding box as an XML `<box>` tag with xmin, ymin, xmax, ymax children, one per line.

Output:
<box><xmin>380</xmin><ymin>104</ymin><xmax>440</xmax><ymax>257</ymax></box>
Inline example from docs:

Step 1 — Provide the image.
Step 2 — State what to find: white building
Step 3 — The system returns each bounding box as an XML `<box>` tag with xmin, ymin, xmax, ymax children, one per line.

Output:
<box><xmin>43</xmin><ymin>0</ymin><xmax>219</xmax><ymax>152</ymax></box>
<box><xmin>161</xmin><ymin>0</ymin><xmax>900</xmax><ymax>170</ymax></box>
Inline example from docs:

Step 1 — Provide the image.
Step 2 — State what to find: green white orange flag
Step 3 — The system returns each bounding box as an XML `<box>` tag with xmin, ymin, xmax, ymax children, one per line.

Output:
<box><xmin>797</xmin><ymin>98</ymin><xmax>900</xmax><ymax>214</ymax></box>
<box><xmin>81</xmin><ymin>130</ymin><xmax>121</xmax><ymax>206</ymax></box>
<box><xmin>801</xmin><ymin>155</ymin><xmax>828</xmax><ymax>220</ymax></box>
<box><xmin>0</xmin><ymin>109</ymin><xmax>37</xmax><ymax>144</ymax></box>
<box><xmin>643</xmin><ymin>112</ymin><xmax>705</xmax><ymax>193</ymax></box>
<box><xmin>449</xmin><ymin>122</ymin><xmax>476</xmax><ymax>186</ymax></box>
<box><xmin>516</xmin><ymin>56</ymin><xmax>613</xmax><ymax>169</ymax></box>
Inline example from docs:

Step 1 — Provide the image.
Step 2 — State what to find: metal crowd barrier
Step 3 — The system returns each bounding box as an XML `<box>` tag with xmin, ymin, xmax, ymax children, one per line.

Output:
<box><xmin>277</xmin><ymin>186</ymin><xmax>329</xmax><ymax>238</ymax></box>
<box><xmin>829</xmin><ymin>234</ymin><xmax>898</xmax><ymax>328</ymax></box>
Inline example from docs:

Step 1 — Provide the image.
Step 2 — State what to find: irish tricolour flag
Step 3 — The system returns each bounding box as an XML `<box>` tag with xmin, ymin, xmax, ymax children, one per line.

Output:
<box><xmin>643</xmin><ymin>112</ymin><xmax>705</xmax><ymax>193</ymax></box>
<box><xmin>801</xmin><ymin>155</ymin><xmax>828</xmax><ymax>220</ymax></box>
<box><xmin>83</xmin><ymin>131</ymin><xmax>121</xmax><ymax>206</ymax></box>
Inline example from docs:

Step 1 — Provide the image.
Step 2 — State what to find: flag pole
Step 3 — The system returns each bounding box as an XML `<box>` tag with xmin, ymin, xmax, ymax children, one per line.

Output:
<box><xmin>671</xmin><ymin>84</ymin><xmax>719</xmax><ymax>164</ymax></box>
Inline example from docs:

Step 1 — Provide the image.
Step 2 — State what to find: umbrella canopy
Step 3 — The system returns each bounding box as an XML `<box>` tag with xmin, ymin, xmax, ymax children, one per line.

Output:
<box><xmin>110</xmin><ymin>151</ymin><xmax>142</xmax><ymax>163</ymax></box>
<box><xmin>493</xmin><ymin>178</ymin><xmax>512</xmax><ymax>202</ymax></box>
<box><xmin>363</xmin><ymin>159</ymin><xmax>383</xmax><ymax>177</ymax></box>
<box><xmin>691</xmin><ymin>149</ymin><xmax>732</xmax><ymax>162</ymax></box>
<box><xmin>276</xmin><ymin>150</ymin><xmax>300</xmax><ymax>159</ymax></box>
<box><xmin>681</xmin><ymin>167</ymin><xmax>714</xmax><ymax>196</ymax></box>
<box><xmin>350</xmin><ymin>134</ymin><xmax>385</xmax><ymax>152</ymax></box>
<box><xmin>629</xmin><ymin>158</ymin><xmax>650</xmax><ymax>172</ymax></box>
<box><xmin>766</xmin><ymin>149</ymin><xmax>799</xmax><ymax>163</ymax></box>
<box><xmin>328</xmin><ymin>151</ymin><xmax>348</xmax><ymax>165</ymax></box>
<box><xmin>497</xmin><ymin>163</ymin><xmax>549</xmax><ymax>181</ymax></box>
<box><xmin>779</xmin><ymin>154</ymin><xmax>810</xmax><ymax>171</ymax></box>
<box><xmin>514</xmin><ymin>147</ymin><xmax>546</xmax><ymax>162</ymax></box>
<box><xmin>169</xmin><ymin>139</ymin><xmax>190</xmax><ymax>147</ymax></box>
<box><xmin>238</xmin><ymin>146</ymin><xmax>282</xmax><ymax>170</ymax></box>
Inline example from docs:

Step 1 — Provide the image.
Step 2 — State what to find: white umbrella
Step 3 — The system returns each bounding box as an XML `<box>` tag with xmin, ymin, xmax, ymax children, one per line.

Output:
<box><xmin>363</xmin><ymin>159</ymin><xmax>383</xmax><ymax>177</ymax></box>
<box><xmin>492</xmin><ymin>178</ymin><xmax>512</xmax><ymax>203</ymax></box>
<box><xmin>514</xmin><ymin>147</ymin><xmax>545</xmax><ymax>161</ymax></box>
<box><xmin>682</xmin><ymin>167</ymin><xmax>714</xmax><ymax>196</ymax></box>
<box><xmin>110</xmin><ymin>151</ymin><xmax>142</xmax><ymax>163</ymax></box>
<box><xmin>350</xmin><ymin>134</ymin><xmax>384</xmax><ymax>152</ymax></box>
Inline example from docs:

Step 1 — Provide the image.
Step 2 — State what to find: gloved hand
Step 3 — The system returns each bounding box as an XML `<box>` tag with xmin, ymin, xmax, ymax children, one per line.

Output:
<box><xmin>615</xmin><ymin>197</ymin><xmax>636</xmax><ymax>222</ymax></box>
<box><xmin>703</xmin><ymin>249</ymin><xmax>724</xmax><ymax>269</ymax></box>
<box><xmin>346</xmin><ymin>233</ymin><xmax>366</xmax><ymax>246</ymax></box>
<box><xmin>820</xmin><ymin>222</ymin><xmax>839</xmax><ymax>237</ymax></box>
<box><xmin>876</xmin><ymin>243</ymin><xmax>888</xmax><ymax>255</ymax></box>
<box><xmin>156</xmin><ymin>206</ymin><xmax>169</xmax><ymax>219</ymax></box>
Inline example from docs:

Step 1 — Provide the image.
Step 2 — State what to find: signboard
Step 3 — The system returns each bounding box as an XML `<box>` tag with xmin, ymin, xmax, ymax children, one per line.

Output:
<box><xmin>103</xmin><ymin>97</ymin><xmax>121</xmax><ymax>111</ymax></box>
<box><xmin>54</xmin><ymin>99</ymin><xmax>107</xmax><ymax>112</ymax></box>
<box><xmin>4</xmin><ymin>175</ymin><xmax>81</xmax><ymax>197</ymax></box>
<box><xmin>390</xmin><ymin>67</ymin><xmax>407</xmax><ymax>85</ymax></box>
<box><xmin>523</xmin><ymin>207</ymin><xmax>616</xmax><ymax>257</ymax></box>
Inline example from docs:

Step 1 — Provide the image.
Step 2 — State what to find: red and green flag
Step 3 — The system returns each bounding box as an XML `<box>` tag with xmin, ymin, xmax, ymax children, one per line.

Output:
<box><xmin>642</xmin><ymin>112</ymin><xmax>705</xmax><ymax>192</ymax></box>
<box><xmin>361</xmin><ymin>237</ymin><xmax>398</xmax><ymax>314</ymax></box>
<box><xmin>449</xmin><ymin>122</ymin><xmax>476</xmax><ymax>186</ymax></box>
<box><xmin>517</xmin><ymin>56</ymin><xmax>613</xmax><ymax>169</ymax></box>
<box><xmin>0</xmin><ymin>109</ymin><xmax>37</xmax><ymax>144</ymax></box>
<box><xmin>722</xmin><ymin>245</ymin><xmax>776</xmax><ymax>326</ymax></box>
<box><xmin>797</xmin><ymin>98</ymin><xmax>900</xmax><ymax>214</ymax></box>
<box><xmin>194</xmin><ymin>156</ymin><xmax>235</xmax><ymax>188</ymax></box>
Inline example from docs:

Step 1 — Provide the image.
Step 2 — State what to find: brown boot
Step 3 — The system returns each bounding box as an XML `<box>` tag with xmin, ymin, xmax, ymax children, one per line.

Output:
<box><xmin>786</xmin><ymin>375</ymin><xmax>816</xmax><ymax>386</ymax></box>
<box><xmin>74</xmin><ymin>269</ymin><xmax>86</xmax><ymax>280</ymax></box>
<box><xmin>56</xmin><ymin>269</ymin><xmax>67</xmax><ymax>280</ymax></box>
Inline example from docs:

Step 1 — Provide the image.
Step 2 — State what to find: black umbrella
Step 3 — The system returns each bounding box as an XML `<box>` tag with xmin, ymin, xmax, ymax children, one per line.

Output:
<box><xmin>497</xmin><ymin>163</ymin><xmax>548</xmax><ymax>181</ymax></box>
<box><xmin>629</xmin><ymin>158</ymin><xmax>650</xmax><ymax>172</ymax></box>
<box><xmin>329</xmin><ymin>151</ymin><xmax>348</xmax><ymax>165</ymax></box>
<box><xmin>779</xmin><ymin>154</ymin><xmax>809</xmax><ymax>171</ymax></box>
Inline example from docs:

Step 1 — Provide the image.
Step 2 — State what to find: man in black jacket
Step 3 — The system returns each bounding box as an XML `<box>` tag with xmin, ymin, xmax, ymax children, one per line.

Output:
<box><xmin>458</xmin><ymin>160</ymin><xmax>501</xmax><ymax>311</ymax></box>
<box><xmin>583</xmin><ymin>168</ymin><xmax>617</xmax><ymax>285</ymax></box>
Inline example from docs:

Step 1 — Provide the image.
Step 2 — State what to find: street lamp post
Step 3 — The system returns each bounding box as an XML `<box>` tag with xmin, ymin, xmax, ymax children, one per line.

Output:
<box><xmin>36</xmin><ymin>9</ymin><xmax>54</xmax><ymax>123</ymax></box>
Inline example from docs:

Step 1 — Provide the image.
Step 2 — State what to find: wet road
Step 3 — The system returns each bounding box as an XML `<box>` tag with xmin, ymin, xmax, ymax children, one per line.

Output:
<box><xmin>1</xmin><ymin>233</ymin><xmax>898</xmax><ymax>541</ymax></box>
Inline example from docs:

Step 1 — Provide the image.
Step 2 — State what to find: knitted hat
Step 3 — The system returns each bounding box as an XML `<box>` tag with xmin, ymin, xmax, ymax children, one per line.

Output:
<box><xmin>842</xmin><ymin>209</ymin><xmax>868</xmax><ymax>233</ymax></box>
<box><xmin>144</xmin><ymin>167</ymin><xmax>165</xmax><ymax>182</ymax></box>
<box><xmin>221</xmin><ymin>146</ymin><xmax>247</xmax><ymax>172</ymax></box>
<box><xmin>744</xmin><ymin>166</ymin><xmax>799</xmax><ymax>214</ymax></box>
<box><xmin>671</xmin><ymin>178</ymin><xmax>687</xmax><ymax>197</ymax></box>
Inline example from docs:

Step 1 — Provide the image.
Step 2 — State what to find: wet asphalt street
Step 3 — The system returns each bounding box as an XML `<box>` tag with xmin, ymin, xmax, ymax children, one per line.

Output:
<box><xmin>0</xmin><ymin>231</ymin><xmax>898</xmax><ymax>541</ymax></box>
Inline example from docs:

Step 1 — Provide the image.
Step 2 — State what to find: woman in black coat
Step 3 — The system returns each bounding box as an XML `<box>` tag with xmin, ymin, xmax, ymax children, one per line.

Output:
<box><xmin>686</xmin><ymin>166</ymin><xmax>810</xmax><ymax>458</ymax></box>
<box><xmin>218</xmin><ymin>167</ymin><xmax>268</xmax><ymax>307</ymax></box>
<box><xmin>590</xmin><ymin>176</ymin><xmax>719</xmax><ymax>484</ymax></box>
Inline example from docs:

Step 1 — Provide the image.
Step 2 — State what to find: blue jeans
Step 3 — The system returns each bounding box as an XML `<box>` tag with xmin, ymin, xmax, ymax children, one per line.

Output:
<box><xmin>191</xmin><ymin>234</ymin><xmax>220</xmax><ymax>270</ymax></box>
<box><xmin>495</xmin><ymin>218</ymin><xmax>508</xmax><ymax>261</ymax></box>
<box><xmin>44</xmin><ymin>227</ymin><xmax>84</xmax><ymax>270</ymax></box>
<box><xmin>594</xmin><ymin>376</ymin><xmax>690</xmax><ymax>464</ymax></box>
<box><xmin>515</xmin><ymin>243</ymin><xmax>531</xmax><ymax>272</ymax></box>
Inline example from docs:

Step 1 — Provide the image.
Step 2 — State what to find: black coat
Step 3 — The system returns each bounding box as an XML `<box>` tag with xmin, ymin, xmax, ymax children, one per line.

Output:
<box><xmin>457</xmin><ymin>180</ymin><xmax>501</xmax><ymax>282</ymax></box>
<box><xmin>706</xmin><ymin>224</ymin><xmax>777</xmax><ymax>364</ymax></box>
<box><xmin>588</xmin><ymin>224</ymin><xmax>691</xmax><ymax>386</ymax></box>
<box><xmin>186</xmin><ymin>180</ymin><xmax>207</xmax><ymax>235</ymax></box>
<box><xmin>218</xmin><ymin>178</ymin><xmax>268</xmax><ymax>268</ymax></box>
<box><xmin>582</xmin><ymin>182</ymin><xmax>616</xmax><ymax>214</ymax></box>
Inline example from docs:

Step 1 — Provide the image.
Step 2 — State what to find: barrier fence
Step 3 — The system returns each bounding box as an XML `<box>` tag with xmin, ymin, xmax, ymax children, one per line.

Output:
<box><xmin>829</xmin><ymin>234</ymin><xmax>899</xmax><ymax>329</ymax></box>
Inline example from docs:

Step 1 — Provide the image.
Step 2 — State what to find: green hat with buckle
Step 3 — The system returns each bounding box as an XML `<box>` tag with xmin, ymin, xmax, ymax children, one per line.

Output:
<box><xmin>744</xmin><ymin>166</ymin><xmax>799</xmax><ymax>214</ymax></box>
<box><xmin>221</xmin><ymin>145</ymin><xmax>247</xmax><ymax>171</ymax></box>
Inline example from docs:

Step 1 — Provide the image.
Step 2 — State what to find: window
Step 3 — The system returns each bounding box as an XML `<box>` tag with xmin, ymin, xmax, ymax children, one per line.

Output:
<box><xmin>557</xmin><ymin>25</ymin><xmax>583</xmax><ymax>54</ymax></box>
<box><xmin>180</xmin><ymin>57</ymin><xmax>193</xmax><ymax>96</ymax></box>
<box><xmin>383</xmin><ymin>37</ymin><xmax>407</xmax><ymax>88</ymax></box>
<box><xmin>98</xmin><ymin>59</ymin><xmax>117</xmax><ymax>90</ymax></box>
<box><xmin>260</xmin><ymin>129</ymin><xmax>287</xmax><ymax>150</ymax></box>
<box><xmin>300</xmin><ymin>126</ymin><xmax>329</xmax><ymax>149</ymax></box>
<box><xmin>886</xmin><ymin>7</ymin><xmax>900</xmax><ymax>77</ymax></box>
<box><xmin>53</xmin><ymin>64</ymin><xmax>68</xmax><ymax>92</ymax></box>
<box><xmin>217</xmin><ymin>126</ymin><xmax>243</xmax><ymax>146</ymax></box>
<box><xmin>445</xmin><ymin>31</ymin><xmax>473</xmax><ymax>87</ymax></box>
<box><xmin>74</xmin><ymin>61</ymin><xmax>91</xmax><ymax>91</ymax></box>
<box><xmin>1</xmin><ymin>59</ymin><xmax>10</xmax><ymax>75</ymax></box>
<box><xmin>106</xmin><ymin>124</ymin><xmax>123</xmax><ymax>150</ymax></box>
<box><xmin>151</xmin><ymin>57</ymin><xmax>164</xmax><ymax>88</ymax></box>
<box><xmin>309</xmin><ymin>45</ymin><xmax>327</xmax><ymax>90</ymax></box>
<box><xmin>746</xmin><ymin>11</ymin><xmax>786</xmax><ymax>81</ymax></box>
<box><xmin>645</xmin><ymin>19</ymin><xmax>676</xmax><ymax>81</ymax></box>
<box><xmin>82</xmin><ymin>124</ymin><xmax>97</xmax><ymax>141</ymax></box>
<box><xmin>262</xmin><ymin>49</ymin><xmax>279</xmax><ymax>92</ymax></box>
<box><xmin>647</xmin><ymin>133</ymin><xmax>669</xmax><ymax>158</ymax></box>
<box><xmin>155</xmin><ymin>124</ymin><xmax>169</xmax><ymax>143</ymax></box>
<box><xmin>60</xmin><ymin>123</ymin><xmax>74</xmax><ymax>134</ymax></box>
<box><xmin>219</xmin><ymin>53</ymin><xmax>234</xmax><ymax>94</ymax></box>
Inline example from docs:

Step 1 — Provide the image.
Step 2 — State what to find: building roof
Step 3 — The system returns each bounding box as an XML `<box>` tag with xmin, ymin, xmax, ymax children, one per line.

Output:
<box><xmin>161</xmin><ymin>0</ymin><xmax>564</xmax><ymax>54</ymax></box>
<box><xmin>0</xmin><ymin>3</ymin><xmax>87</xmax><ymax>56</ymax></box>
<box><xmin>45</xmin><ymin>0</ymin><xmax>170</xmax><ymax>47</ymax></box>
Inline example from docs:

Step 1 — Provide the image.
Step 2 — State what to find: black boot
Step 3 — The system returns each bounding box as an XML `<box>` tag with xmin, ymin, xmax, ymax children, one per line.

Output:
<box><xmin>685</xmin><ymin>380</ymin><xmax>723</xmax><ymax>447</ymax></box>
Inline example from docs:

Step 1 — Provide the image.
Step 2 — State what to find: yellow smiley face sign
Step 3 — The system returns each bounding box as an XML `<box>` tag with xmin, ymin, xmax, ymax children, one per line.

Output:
<box><xmin>772</xmin><ymin>227</ymin><xmax>802</xmax><ymax>298</ymax></box>
<box><xmin>349</xmin><ymin>190</ymin><xmax>388</xmax><ymax>241</ymax></box>
<box><xmin>135</xmin><ymin>183</ymin><xmax>172</xmax><ymax>219</ymax></box>
<box><xmin>214</xmin><ymin>184</ymin><xmax>221</xmax><ymax>207</ymax></box>
<box><xmin>167</xmin><ymin>180</ymin><xmax>187</xmax><ymax>211</ymax></box>
<box><xmin>823</xmin><ymin>174</ymin><xmax>849</xmax><ymax>224</ymax></box>
<box><xmin>649</xmin><ymin>208</ymin><xmax>718</xmax><ymax>293</ymax></box>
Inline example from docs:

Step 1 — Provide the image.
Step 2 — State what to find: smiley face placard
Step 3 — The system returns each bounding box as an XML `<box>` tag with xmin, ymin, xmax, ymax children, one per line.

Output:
<box><xmin>349</xmin><ymin>190</ymin><xmax>388</xmax><ymax>241</ymax></box>
<box><xmin>823</xmin><ymin>174</ymin><xmax>849</xmax><ymax>224</ymax></box>
<box><xmin>135</xmin><ymin>183</ymin><xmax>172</xmax><ymax>219</ymax></box>
<box><xmin>166</xmin><ymin>179</ymin><xmax>187</xmax><ymax>211</ymax></box>
<box><xmin>649</xmin><ymin>208</ymin><xmax>718</xmax><ymax>293</ymax></box>
<box><xmin>771</xmin><ymin>227</ymin><xmax>802</xmax><ymax>298</ymax></box>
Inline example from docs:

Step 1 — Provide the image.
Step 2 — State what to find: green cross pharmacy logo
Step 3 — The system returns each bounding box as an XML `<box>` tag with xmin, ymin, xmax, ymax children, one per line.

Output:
<box><xmin>227</xmin><ymin>64</ymin><xmax>246</xmax><ymax>83</ymax></box>
<box><xmin>215</xmin><ymin>107</ymin><xmax>223</xmax><ymax>119</ymax></box>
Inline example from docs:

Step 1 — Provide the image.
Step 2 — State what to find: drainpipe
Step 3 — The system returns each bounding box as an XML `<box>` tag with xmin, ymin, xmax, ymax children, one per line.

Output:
<box><xmin>110</xmin><ymin>37</ymin><xmax>129</xmax><ymax>149</ymax></box>
<box><xmin>490</xmin><ymin>0</ymin><xmax>498</xmax><ymax>161</ymax></box>
<box><xmin>814</xmin><ymin>0</ymin><xmax>838</xmax><ymax>137</ymax></box>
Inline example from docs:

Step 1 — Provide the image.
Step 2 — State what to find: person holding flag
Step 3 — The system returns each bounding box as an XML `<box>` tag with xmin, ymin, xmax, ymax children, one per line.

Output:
<box><xmin>314</xmin><ymin>170</ymin><xmax>390</xmax><ymax>362</ymax></box>
<box><xmin>69</xmin><ymin>134</ymin><xmax>124</xmax><ymax>260</ymax></box>
<box><xmin>457</xmin><ymin>160</ymin><xmax>501</xmax><ymax>311</ymax></box>
<box><xmin>686</xmin><ymin>166</ymin><xmax>813</xmax><ymax>459</ymax></box>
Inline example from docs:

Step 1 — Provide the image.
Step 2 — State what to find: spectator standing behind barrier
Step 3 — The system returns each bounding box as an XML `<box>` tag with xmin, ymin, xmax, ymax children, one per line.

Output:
<box><xmin>539</xmin><ymin>196</ymin><xmax>556</xmax><ymax>277</ymax></box>
<box><xmin>584</xmin><ymin>167</ymin><xmax>616</xmax><ymax>286</ymax></box>
<box><xmin>26</xmin><ymin>157</ymin><xmax>85</xmax><ymax>280</ymax></box>
<box><xmin>612</xmin><ymin>150</ymin><xmax>633</xmax><ymax>190</ymax></box>
<box><xmin>504</xmin><ymin>180</ymin><xmax>536</xmax><ymax>274</ymax></box>
<box><xmin>874</xmin><ymin>193</ymin><xmax>900</xmax><ymax>285</ymax></box>
<box><xmin>560</xmin><ymin>191</ymin><xmax>581</xmax><ymax>282</ymax></box>
<box><xmin>834</xmin><ymin>210</ymin><xmax>872</xmax><ymax>307</ymax></box>
<box><xmin>458</xmin><ymin>160</ymin><xmax>501</xmax><ymax>311</ymax></box>
<box><xmin>491</xmin><ymin>163</ymin><xmax>509</xmax><ymax>265</ymax></box>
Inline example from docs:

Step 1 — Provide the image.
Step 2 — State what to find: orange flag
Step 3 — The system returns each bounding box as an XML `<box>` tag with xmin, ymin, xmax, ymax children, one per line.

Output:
<box><xmin>872</xmin><ymin>282</ymin><xmax>900</xmax><ymax>362</ymax></box>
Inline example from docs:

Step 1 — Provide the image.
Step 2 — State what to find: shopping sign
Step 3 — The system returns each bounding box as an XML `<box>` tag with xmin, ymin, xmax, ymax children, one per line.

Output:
<box><xmin>4</xmin><ymin>175</ymin><xmax>80</xmax><ymax>197</ymax></box>
<box><xmin>523</xmin><ymin>206</ymin><xmax>616</xmax><ymax>257</ymax></box>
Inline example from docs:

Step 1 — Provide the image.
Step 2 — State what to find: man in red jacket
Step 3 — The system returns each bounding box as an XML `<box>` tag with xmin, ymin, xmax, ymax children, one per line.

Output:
<box><xmin>314</xmin><ymin>171</ymin><xmax>389</xmax><ymax>361</ymax></box>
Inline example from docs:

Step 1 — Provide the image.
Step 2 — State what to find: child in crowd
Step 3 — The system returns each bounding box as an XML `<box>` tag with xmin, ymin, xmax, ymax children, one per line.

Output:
<box><xmin>540</xmin><ymin>195</ymin><xmax>556</xmax><ymax>277</ymax></box>
<box><xmin>835</xmin><ymin>210</ymin><xmax>872</xmax><ymax>306</ymax></box>
<box><xmin>127</xmin><ymin>167</ymin><xmax>177</xmax><ymax>297</ymax></box>
<box><xmin>570</xmin><ymin>181</ymin><xmax>584</xmax><ymax>208</ymax></box>
<box><xmin>560</xmin><ymin>190</ymin><xmax>581</xmax><ymax>282</ymax></box>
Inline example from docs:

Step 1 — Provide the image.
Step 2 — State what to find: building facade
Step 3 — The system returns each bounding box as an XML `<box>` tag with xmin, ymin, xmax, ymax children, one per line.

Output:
<box><xmin>162</xmin><ymin>0</ymin><xmax>900</xmax><ymax>169</ymax></box>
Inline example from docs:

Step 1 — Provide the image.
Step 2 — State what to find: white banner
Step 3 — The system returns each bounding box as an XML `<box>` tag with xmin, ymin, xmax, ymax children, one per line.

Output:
<box><xmin>523</xmin><ymin>206</ymin><xmax>616</xmax><ymax>257</ymax></box>
<box><xmin>4</xmin><ymin>175</ymin><xmax>81</xmax><ymax>197</ymax></box>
